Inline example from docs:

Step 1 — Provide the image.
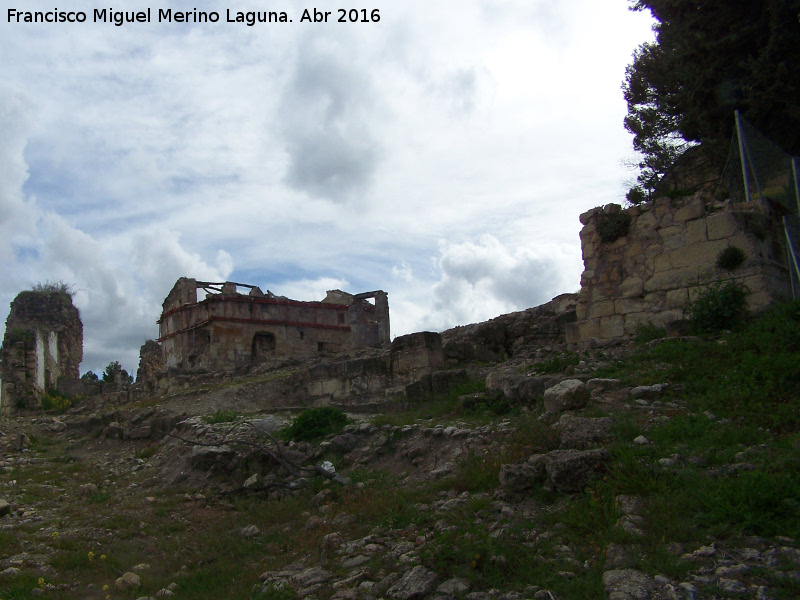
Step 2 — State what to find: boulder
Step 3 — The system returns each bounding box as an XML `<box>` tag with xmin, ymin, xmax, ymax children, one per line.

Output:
<box><xmin>189</xmin><ymin>445</ymin><xmax>235</xmax><ymax>470</ymax></box>
<box><xmin>387</xmin><ymin>565</ymin><xmax>439</xmax><ymax>600</ymax></box>
<box><xmin>558</xmin><ymin>414</ymin><xmax>614</xmax><ymax>450</ymax></box>
<box><xmin>498</xmin><ymin>457</ymin><xmax>547</xmax><ymax>491</ymax></box>
<box><xmin>12</xmin><ymin>433</ymin><xmax>30</xmax><ymax>451</ymax></box>
<box><xmin>128</xmin><ymin>426</ymin><xmax>151</xmax><ymax>440</ymax></box>
<box><xmin>115</xmin><ymin>572</ymin><xmax>142</xmax><ymax>591</ymax></box>
<box><xmin>543</xmin><ymin>379</ymin><xmax>590</xmax><ymax>412</ymax></box>
<box><xmin>329</xmin><ymin>433</ymin><xmax>358</xmax><ymax>453</ymax></box>
<box><xmin>631</xmin><ymin>384</ymin><xmax>668</xmax><ymax>400</ymax></box>
<box><xmin>78</xmin><ymin>483</ymin><xmax>99</xmax><ymax>497</ymax></box>
<box><xmin>545</xmin><ymin>448</ymin><xmax>609</xmax><ymax>492</ymax></box>
<box><xmin>150</xmin><ymin>415</ymin><xmax>180</xmax><ymax>438</ymax></box>
<box><xmin>602</xmin><ymin>569</ymin><xmax>655</xmax><ymax>600</ymax></box>
<box><xmin>0</xmin><ymin>499</ymin><xmax>11</xmax><ymax>517</ymax></box>
<box><xmin>485</xmin><ymin>369</ymin><xmax>550</xmax><ymax>404</ymax></box>
<box><xmin>290</xmin><ymin>566</ymin><xmax>333</xmax><ymax>589</ymax></box>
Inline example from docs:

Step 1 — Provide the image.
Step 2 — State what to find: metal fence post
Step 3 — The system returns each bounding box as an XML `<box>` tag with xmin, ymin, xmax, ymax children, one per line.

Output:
<box><xmin>735</xmin><ymin>110</ymin><xmax>752</xmax><ymax>203</ymax></box>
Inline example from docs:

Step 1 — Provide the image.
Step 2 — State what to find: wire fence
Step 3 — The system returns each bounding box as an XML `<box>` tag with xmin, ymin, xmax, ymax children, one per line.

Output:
<box><xmin>720</xmin><ymin>111</ymin><xmax>800</xmax><ymax>298</ymax></box>
<box><xmin>721</xmin><ymin>110</ymin><xmax>800</xmax><ymax>213</ymax></box>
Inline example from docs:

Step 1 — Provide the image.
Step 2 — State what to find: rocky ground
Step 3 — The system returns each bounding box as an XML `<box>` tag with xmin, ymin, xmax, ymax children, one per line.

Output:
<box><xmin>1</xmin><ymin>323</ymin><xmax>799</xmax><ymax>599</ymax></box>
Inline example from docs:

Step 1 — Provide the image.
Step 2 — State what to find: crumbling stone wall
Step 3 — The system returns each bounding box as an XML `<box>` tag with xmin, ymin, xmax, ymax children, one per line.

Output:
<box><xmin>566</xmin><ymin>196</ymin><xmax>791</xmax><ymax>345</ymax></box>
<box><xmin>305</xmin><ymin>331</ymin><xmax>446</xmax><ymax>405</ymax></box>
<box><xmin>135</xmin><ymin>339</ymin><xmax>165</xmax><ymax>397</ymax></box>
<box><xmin>158</xmin><ymin>278</ymin><xmax>390</xmax><ymax>373</ymax></box>
<box><xmin>0</xmin><ymin>290</ymin><xmax>83</xmax><ymax>417</ymax></box>
<box><xmin>441</xmin><ymin>293</ymin><xmax>578</xmax><ymax>362</ymax></box>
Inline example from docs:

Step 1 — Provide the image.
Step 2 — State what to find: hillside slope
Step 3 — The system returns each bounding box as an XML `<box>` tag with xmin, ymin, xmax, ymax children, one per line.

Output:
<box><xmin>1</xmin><ymin>300</ymin><xmax>799</xmax><ymax>600</ymax></box>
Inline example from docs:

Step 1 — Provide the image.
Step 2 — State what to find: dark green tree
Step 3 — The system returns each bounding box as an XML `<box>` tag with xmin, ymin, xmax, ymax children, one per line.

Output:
<box><xmin>102</xmin><ymin>361</ymin><xmax>133</xmax><ymax>384</ymax></box>
<box><xmin>623</xmin><ymin>0</ymin><xmax>800</xmax><ymax>202</ymax></box>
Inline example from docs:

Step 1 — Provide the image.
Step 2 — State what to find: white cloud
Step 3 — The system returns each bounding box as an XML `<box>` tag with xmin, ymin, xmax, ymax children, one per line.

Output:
<box><xmin>427</xmin><ymin>234</ymin><xmax>577</xmax><ymax>329</ymax></box>
<box><xmin>130</xmin><ymin>229</ymin><xmax>235</xmax><ymax>297</ymax></box>
<box><xmin>276</xmin><ymin>277</ymin><xmax>351</xmax><ymax>302</ymax></box>
<box><xmin>0</xmin><ymin>0</ymin><xmax>655</xmax><ymax>376</ymax></box>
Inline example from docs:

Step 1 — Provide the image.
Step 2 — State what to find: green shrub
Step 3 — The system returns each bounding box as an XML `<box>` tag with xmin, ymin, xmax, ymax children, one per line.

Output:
<box><xmin>625</xmin><ymin>186</ymin><xmax>648</xmax><ymax>205</ymax></box>
<box><xmin>686</xmin><ymin>280</ymin><xmax>749</xmax><ymax>333</ymax></box>
<box><xmin>597</xmin><ymin>211</ymin><xmax>632</xmax><ymax>244</ymax></box>
<box><xmin>716</xmin><ymin>246</ymin><xmax>747</xmax><ymax>271</ymax></box>
<box><xmin>461</xmin><ymin>391</ymin><xmax>511</xmax><ymax>415</ymax></box>
<box><xmin>202</xmin><ymin>409</ymin><xmax>237</xmax><ymax>424</ymax></box>
<box><xmin>282</xmin><ymin>407</ymin><xmax>348</xmax><ymax>441</ymax></box>
<box><xmin>40</xmin><ymin>390</ymin><xmax>73</xmax><ymax>413</ymax></box>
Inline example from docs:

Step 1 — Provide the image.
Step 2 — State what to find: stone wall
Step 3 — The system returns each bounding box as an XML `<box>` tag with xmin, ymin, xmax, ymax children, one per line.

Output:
<box><xmin>306</xmin><ymin>331</ymin><xmax>445</xmax><ymax>405</ymax></box>
<box><xmin>0</xmin><ymin>291</ymin><xmax>83</xmax><ymax>417</ymax></box>
<box><xmin>566</xmin><ymin>196</ymin><xmax>791</xmax><ymax>345</ymax></box>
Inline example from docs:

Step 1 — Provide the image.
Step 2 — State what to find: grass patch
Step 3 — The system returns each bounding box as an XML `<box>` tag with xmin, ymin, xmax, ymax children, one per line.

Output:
<box><xmin>534</xmin><ymin>351</ymin><xmax>581</xmax><ymax>374</ymax></box>
<box><xmin>202</xmin><ymin>408</ymin><xmax>238</xmax><ymax>424</ymax></box>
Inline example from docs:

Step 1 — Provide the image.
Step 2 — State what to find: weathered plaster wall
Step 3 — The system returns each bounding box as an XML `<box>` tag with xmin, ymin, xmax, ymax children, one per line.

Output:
<box><xmin>158</xmin><ymin>278</ymin><xmax>390</xmax><ymax>373</ymax></box>
<box><xmin>566</xmin><ymin>196</ymin><xmax>791</xmax><ymax>345</ymax></box>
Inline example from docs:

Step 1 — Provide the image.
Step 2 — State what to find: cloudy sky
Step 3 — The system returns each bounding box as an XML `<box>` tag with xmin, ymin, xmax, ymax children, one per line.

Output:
<box><xmin>0</xmin><ymin>1</ymin><xmax>654</xmax><ymax>376</ymax></box>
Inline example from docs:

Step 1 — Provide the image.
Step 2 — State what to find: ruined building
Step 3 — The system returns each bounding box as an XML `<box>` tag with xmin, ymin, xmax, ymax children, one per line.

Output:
<box><xmin>0</xmin><ymin>290</ymin><xmax>83</xmax><ymax>417</ymax></box>
<box><xmin>158</xmin><ymin>278</ymin><xmax>390</xmax><ymax>372</ymax></box>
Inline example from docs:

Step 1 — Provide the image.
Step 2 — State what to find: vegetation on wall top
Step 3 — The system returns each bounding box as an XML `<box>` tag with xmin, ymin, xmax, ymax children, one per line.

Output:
<box><xmin>596</xmin><ymin>210</ymin><xmax>632</xmax><ymax>244</ymax></box>
<box><xmin>30</xmin><ymin>280</ymin><xmax>75</xmax><ymax>297</ymax></box>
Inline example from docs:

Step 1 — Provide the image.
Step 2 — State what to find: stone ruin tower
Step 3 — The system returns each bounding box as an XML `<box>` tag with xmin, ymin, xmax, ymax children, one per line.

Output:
<box><xmin>0</xmin><ymin>289</ymin><xmax>83</xmax><ymax>418</ymax></box>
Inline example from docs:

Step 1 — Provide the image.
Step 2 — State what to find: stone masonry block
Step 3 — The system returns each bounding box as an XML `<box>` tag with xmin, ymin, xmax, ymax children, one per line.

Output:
<box><xmin>624</xmin><ymin>243</ymin><xmax>643</xmax><ymax>259</ymax></box>
<box><xmin>643</xmin><ymin>291</ymin><xmax>666</xmax><ymax>310</ymax></box>
<box><xmin>619</xmin><ymin>277</ymin><xmax>644</xmax><ymax>298</ymax></box>
<box><xmin>685</xmin><ymin>218</ymin><xmax>707</xmax><ymax>244</ymax></box>
<box><xmin>590</xmin><ymin>287</ymin><xmax>610</xmax><ymax>302</ymax></box>
<box><xmin>614</xmin><ymin>298</ymin><xmax>645</xmax><ymax>315</ymax></box>
<box><xmin>669</xmin><ymin>241</ymin><xmax>725</xmax><ymax>269</ymax></box>
<box><xmin>579</xmin><ymin>207</ymin><xmax>600</xmax><ymax>225</ymax></box>
<box><xmin>599</xmin><ymin>315</ymin><xmax>625</xmax><ymax>339</ymax></box>
<box><xmin>674</xmin><ymin>198</ymin><xmax>705</xmax><ymax>222</ymax></box>
<box><xmin>645</xmin><ymin>269</ymin><xmax>697</xmax><ymax>293</ymax></box>
<box><xmin>565</xmin><ymin>319</ymin><xmax>601</xmax><ymax>344</ymax></box>
<box><xmin>653</xmin><ymin>253</ymin><xmax>671</xmax><ymax>272</ymax></box>
<box><xmin>589</xmin><ymin>300</ymin><xmax>615</xmax><ymax>319</ymax></box>
<box><xmin>706</xmin><ymin>212</ymin><xmax>738</xmax><ymax>240</ymax></box>
<box><xmin>632</xmin><ymin>210</ymin><xmax>657</xmax><ymax>231</ymax></box>
<box><xmin>659</xmin><ymin>225</ymin><xmax>686</xmax><ymax>250</ymax></box>
<box><xmin>665</xmin><ymin>288</ymin><xmax>689</xmax><ymax>309</ymax></box>
<box><xmin>623</xmin><ymin>312</ymin><xmax>656</xmax><ymax>335</ymax></box>
<box><xmin>575</xmin><ymin>302</ymin><xmax>588</xmax><ymax>320</ymax></box>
